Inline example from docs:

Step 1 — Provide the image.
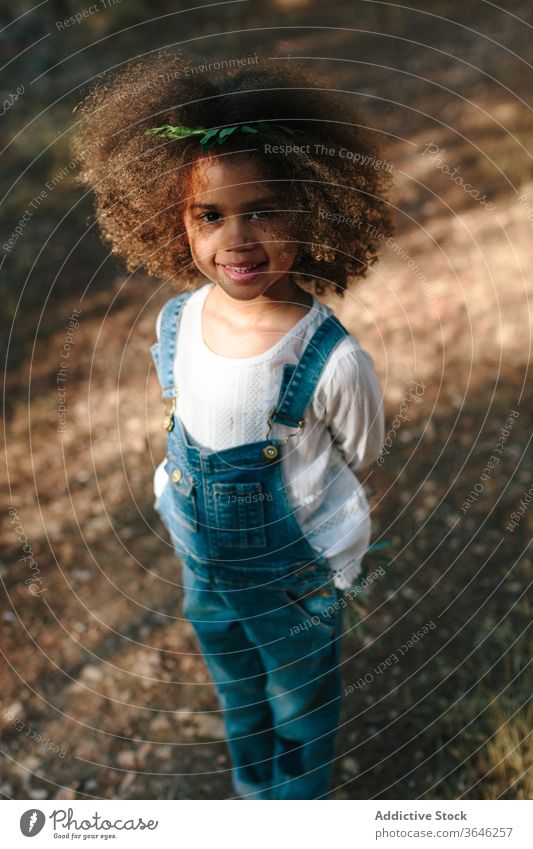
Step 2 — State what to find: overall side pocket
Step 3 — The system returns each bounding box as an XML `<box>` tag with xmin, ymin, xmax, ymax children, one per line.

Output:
<box><xmin>283</xmin><ymin>567</ymin><xmax>339</xmax><ymax>635</ymax></box>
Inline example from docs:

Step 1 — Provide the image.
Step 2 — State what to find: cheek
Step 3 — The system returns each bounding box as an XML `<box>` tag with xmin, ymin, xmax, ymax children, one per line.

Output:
<box><xmin>186</xmin><ymin>226</ymin><xmax>215</xmax><ymax>262</ymax></box>
<box><xmin>268</xmin><ymin>236</ymin><xmax>298</xmax><ymax>267</ymax></box>
<box><xmin>273</xmin><ymin>246</ymin><xmax>296</xmax><ymax>266</ymax></box>
<box><xmin>261</xmin><ymin>215</ymin><xmax>299</xmax><ymax>255</ymax></box>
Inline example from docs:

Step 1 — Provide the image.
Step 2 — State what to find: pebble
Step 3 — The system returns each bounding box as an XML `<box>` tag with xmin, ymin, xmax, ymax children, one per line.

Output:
<box><xmin>79</xmin><ymin>665</ymin><xmax>104</xmax><ymax>684</ymax></box>
<box><xmin>71</xmin><ymin>570</ymin><xmax>92</xmax><ymax>582</ymax></box>
<box><xmin>150</xmin><ymin>715</ymin><xmax>172</xmax><ymax>732</ymax></box>
<box><xmin>116</xmin><ymin>750</ymin><xmax>136</xmax><ymax>769</ymax></box>
<box><xmin>118</xmin><ymin>772</ymin><xmax>137</xmax><ymax>794</ymax></box>
<box><xmin>55</xmin><ymin>788</ymin><xmax>77</xmax><ymax>799</ymax></box>
<box><xmin>149</xmin><ymin>715</ymin><xmax>175</xmax><ymax>741</ymax></box>
<box><xmin>155</xmin><ymin>746</ymin><xmax>172</xmax><ymax>760</ymax></box>
<box><xmin>28</xmin><ymin>788</ymin><xmax>48</xmax><ymax>799</ymax></box>
<box><xmin>173</xmin><ymin>708</ymin><xmax>194</xmax><ymax>720</ymax></box>
<box><xmin>0</xmin><ymin>701</ymin><xmax>24</xmax><ymax>726</ymax></box>
<box><xmin>10</xmin><ymin>756</ymin><xmax>40</xmax><ymax>783</ymax></box>
<box><xmin>193</xmin><ymin>714</ymin><xmax>226</xmax><ymax>740</ymax></box>
<box><xmin>340</xmin><ymin>756</ymin><xmax>359</xmax><ymax>775</ymax></box>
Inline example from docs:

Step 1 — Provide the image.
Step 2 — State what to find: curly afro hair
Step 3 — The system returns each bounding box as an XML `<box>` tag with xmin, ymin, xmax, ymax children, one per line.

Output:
<box><xmin>70</xmin><ymin>47</ymin><xmax>395</xmax><ymax>297</ymax></box>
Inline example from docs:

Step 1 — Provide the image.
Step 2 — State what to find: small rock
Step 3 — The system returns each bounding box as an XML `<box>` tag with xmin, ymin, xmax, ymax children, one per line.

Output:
<box><xmin>340</xmin><ymin>756</ymin><xmax>359</xmax><ymax>775</ymax></box>
<box><xmin>194</xmin><ymin>714</ymin><xmax>226</xmax><ymax>740</ymax></box>
<box><xmin>149</xmin><ymin>715</ymin><xmax>175</xmax><ymax>741</ymax></box>
<box><xmin>85</xmin><ymin>516</ymin><xmax>110</xmax><ymax>541</ymax></box>
<box><xmin>71</xmin><ymin>570</ymin><xmax>92</xmax><ymax>582</ymax></box>
<box><xmin>155</xmin><ymin>746</ymin><xmax>172</xmax><ymax>760</ymax></box>
<box><xmin>150</xmin><ymin>715</ymin><xmax>172</xmax><ymax>732</ymax></box>
<box><xmin>179</xmin><ymin>724</ymin><xmax>197</xmax><ymax>739</ymax></box>
<box><xmin>23</xmin><ymin>755</ymin><xmax>42</xmax><ymax>772</ymax></box>
<box><xmin>1</xmin><ymin>701</ymin><xmax>24</xmax><ymax>725</ymax></box>
<box><xmin>116</xmin><ymin>750</ymin><xmax>136</xmax><ymax>769</ymax></box>
<box><xmin>118</xmin><ymin>772</ymin><xmax>137</xmax><ymax>794</ymax></box>
<box><xmin>11</xmin><ymin>756</ymin><xmax>40</xmax><ymax>783</ymax></box>
<box><xmin>55</xmin><ymin>788</ymin><xmax>77</xmax><ymax>799</ymax></box>
<box><xmin>28</xmin><ymin>788</ymin><xmax>48</xmax><ymax>799</ymax></box>
<box><xmin>173</xmin><ymin>708</ymin><xmax>194</xmax><ymax>721</ymax></box>
<box><xmin>136</xmin><ymin>742</ymin><xmax>152</xmax><ymax>764</ymax></box>
<box><xmin>79</xmin><ymin>665</ymin><xmax>104</xmax><ymax>684</ymax></box>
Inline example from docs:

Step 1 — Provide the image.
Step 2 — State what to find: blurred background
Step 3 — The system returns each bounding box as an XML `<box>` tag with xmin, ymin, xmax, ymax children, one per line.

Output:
<box><xmin>1</xmin><ymin>0</ymin><xmax>532</xmax><ymax>800</ymax></box>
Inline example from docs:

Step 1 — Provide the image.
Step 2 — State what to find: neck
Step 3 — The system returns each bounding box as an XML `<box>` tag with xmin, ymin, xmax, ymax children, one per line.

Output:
<box><xmin>207</xmin><ymin>275</ymin><xmax>313</xmax><ymax>325</ymax></box>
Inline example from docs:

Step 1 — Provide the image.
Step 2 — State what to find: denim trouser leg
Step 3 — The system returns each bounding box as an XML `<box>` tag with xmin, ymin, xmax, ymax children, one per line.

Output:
<box><xmin>181</xmin><ymin>559</ymin><xmax>343</xmax><ymax>800</ymax></box>
<box><xmin>245</xmin><ymin>593</ymin><xmax>342</xmax><ymax>799</ymax></box>
<box><xmin>265</xmin><ymin>636</ymin><xmax>341</xmax><ymax>799</ymax></box>
<box><xmin>181</xmin><ymin>561</ymin><xmax>275</xmax><ymax>799</ymax></box>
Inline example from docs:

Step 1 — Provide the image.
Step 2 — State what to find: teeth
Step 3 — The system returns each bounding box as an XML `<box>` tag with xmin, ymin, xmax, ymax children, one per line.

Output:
<box><xmin>224</xmin><ymin>263</ymin><xmax>262</xmax><ymax>272</ymax></box>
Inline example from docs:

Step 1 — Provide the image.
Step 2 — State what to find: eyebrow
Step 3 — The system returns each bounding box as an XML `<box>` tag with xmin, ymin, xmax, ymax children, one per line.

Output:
<box><xmin>190</xmin><ymin>196</ymin><xmax>279</xmax><ymax>211</ymax></box>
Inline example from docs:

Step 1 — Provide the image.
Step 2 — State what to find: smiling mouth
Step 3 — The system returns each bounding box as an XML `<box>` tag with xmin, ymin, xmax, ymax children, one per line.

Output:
<box><xmin>218</xmin><ymin>261</ymin><xmax>268</xmax><ymax>274</ymax></box>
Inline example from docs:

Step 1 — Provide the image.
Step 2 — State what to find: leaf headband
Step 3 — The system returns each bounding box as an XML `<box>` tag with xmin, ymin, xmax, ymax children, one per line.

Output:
<box><xmin>144</xmin><ymin>120</ymin><xmax>303</xmax><ymax>151</ymax></box>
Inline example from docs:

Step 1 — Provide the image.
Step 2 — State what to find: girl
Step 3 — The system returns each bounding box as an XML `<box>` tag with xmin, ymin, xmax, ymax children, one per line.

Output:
<box><xmin>71</xmin><ymin>48</ymin><xmax>394</xmax><ymax>800</ymax></box>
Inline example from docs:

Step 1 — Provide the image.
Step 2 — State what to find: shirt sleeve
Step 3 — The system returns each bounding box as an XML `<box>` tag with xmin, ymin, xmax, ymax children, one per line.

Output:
<box><xmin>314</xmin><ymin>343</ymin><xmax>385</xmax><ymax>473</ymax></box>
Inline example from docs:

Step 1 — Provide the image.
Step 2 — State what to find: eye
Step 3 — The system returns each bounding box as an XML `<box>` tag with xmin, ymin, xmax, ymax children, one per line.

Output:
<box><xmin>197</xmin><ymin>209</ymin><xmax>276</xmax><ymax>223</ymax></box>
<box><xmin>199</xmin><ymin>211</ymin><xmax>222</xmax><ymax>223</ymax></box>
<box><xmin>249</xmin><ymin>209</ymin><xmax>275</xmax><ymax>221</ymax></box>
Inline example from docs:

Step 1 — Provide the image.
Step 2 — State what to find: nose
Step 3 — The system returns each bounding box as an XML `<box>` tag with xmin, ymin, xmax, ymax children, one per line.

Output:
<box><xmin>220</xmin><ymin>213</ymin><xmax>258</xmax><ymax>252</ymax></box>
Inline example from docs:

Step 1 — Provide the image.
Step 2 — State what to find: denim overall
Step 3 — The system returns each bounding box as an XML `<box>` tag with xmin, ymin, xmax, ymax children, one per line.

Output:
<box><xmin>151</xmin><ymin>291</ymin><xmax>350</xmax><ymax>799</ymax></box>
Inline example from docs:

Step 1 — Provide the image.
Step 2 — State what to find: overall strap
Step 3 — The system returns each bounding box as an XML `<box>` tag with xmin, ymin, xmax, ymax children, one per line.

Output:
<box><xmin>151</xmin><ymin>291</ymin><xmax>194</xmax><ymax>398</ymax></box>
<box><xmin>270</xmin><ymin>314</ymin><xmax>349</xmax><ymax>428</ymax></box>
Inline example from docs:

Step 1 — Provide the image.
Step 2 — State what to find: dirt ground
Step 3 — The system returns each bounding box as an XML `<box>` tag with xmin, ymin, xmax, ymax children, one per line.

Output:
<box><xmin>1</xmin><ymin>0</ymin><xmax>532</xmax><ymax>800</ymax></box>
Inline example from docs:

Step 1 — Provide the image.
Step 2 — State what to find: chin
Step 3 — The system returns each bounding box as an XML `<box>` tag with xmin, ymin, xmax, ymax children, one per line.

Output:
<box><xmin>223</xmin><ymin>281</ymin><xmax>269</xmax><ymax>298</ymax></box>
<box><xmin>214</xmin><ymin>273</ymin><xmax>268</xmax><ymax>291</ymax></box>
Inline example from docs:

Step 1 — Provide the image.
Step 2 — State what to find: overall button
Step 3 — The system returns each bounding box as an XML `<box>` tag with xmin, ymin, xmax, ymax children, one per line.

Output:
<box><xmin>163</xmin><ymin>459</ymin><xmax>198</xmax><ymax>532</ymax></box>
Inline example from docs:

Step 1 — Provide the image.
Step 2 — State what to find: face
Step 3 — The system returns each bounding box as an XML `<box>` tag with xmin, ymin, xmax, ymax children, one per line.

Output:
<box><xmin>183</xmin><ymin>156</ymin><xmax>299</xmax><ymax>301</ymax></box>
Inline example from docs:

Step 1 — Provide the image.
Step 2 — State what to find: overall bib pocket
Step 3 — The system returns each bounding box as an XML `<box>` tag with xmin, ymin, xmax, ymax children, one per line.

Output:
<box><xmin>163</xmin><ymin>458</ymin><xmax>199</xmax><ymax>532</ymax></box>
<box><xmin>210</xmin><ymin>481</ymin><xmax>267</xmax><ymax>549</ymax></box>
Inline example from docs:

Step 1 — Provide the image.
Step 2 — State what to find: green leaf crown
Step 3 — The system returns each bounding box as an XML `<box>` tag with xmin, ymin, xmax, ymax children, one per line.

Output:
<box><xmin>144</xmin><ymin>120</ymin><xmax>303</xmax><ymax>150</ymax></box>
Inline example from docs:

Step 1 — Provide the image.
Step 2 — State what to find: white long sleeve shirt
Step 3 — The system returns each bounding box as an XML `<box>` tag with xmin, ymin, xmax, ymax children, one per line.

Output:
<box><xmin>153</xmin><ymin>282</ymin><xmax>385</xmax><ymax>590</ymax></box>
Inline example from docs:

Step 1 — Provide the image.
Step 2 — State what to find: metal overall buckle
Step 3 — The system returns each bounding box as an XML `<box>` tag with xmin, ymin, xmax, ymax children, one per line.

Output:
<box><xmin>263</xmin><ymin>406</ymin><xmax>304</xmax><ymax>460</ymax></box>
<box><xmin>162</xmin><ymin>386</ymin><xmax>178</xmax><ymax>432</ymax></box>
